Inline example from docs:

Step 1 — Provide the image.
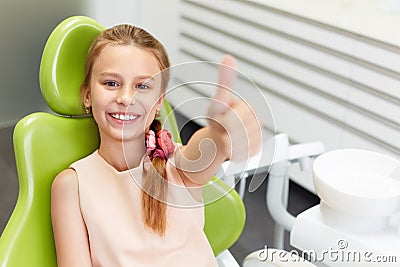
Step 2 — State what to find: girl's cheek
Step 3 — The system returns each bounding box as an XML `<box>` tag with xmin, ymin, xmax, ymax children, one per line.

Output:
<box><xmin>144</xmin><ymin>97</ymin><xmax>160</xmax><ymax>112</ymax></box>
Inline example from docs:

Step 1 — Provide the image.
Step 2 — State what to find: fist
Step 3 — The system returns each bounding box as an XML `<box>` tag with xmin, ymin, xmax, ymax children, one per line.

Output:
<box><xmin>207</xmin><ymin>55</ymin><xmax>262</xmax><ymax>162</ymax></box>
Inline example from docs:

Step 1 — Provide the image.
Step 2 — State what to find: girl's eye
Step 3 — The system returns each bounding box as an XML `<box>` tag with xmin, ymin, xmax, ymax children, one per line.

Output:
<box><xmin>136</xmin><ymin>83</ymin><xmax>150</xmax><ymax>90</ymax></box>
<box><xmin>104</xmin><ymin>81</ymin><xmax>119</xmax><ymax>87</ymax></box>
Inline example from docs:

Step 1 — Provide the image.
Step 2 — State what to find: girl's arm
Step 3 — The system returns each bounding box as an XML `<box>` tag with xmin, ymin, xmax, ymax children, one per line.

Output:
<box><xmin>173</xmin><ymin>55</ymin><xmax>262</xmax><ymax>187</ymax></box>
<box><xmin>51</xmin><ymin>169</ymin><xmax>92</xmax><ymax>267</ymax></box>
<box><xmin>173</xmin><ymin>125</ymin><xmax>229</xmax><ymax>187</ymax></box>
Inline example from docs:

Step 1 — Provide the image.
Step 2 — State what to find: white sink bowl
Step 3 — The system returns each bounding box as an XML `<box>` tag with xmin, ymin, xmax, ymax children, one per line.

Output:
<box><xmin>313</xmin><ymin>149</ymin><xmax>400</xmax><ymax>218</ymax></box>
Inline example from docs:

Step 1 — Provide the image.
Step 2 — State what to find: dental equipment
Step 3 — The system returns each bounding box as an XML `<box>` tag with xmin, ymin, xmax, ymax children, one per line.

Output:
<box><xmin>235</xmin><ymin>134</ymin><xmax>400</xmax><ymax>266</ymax></box>
<box><xmin>218</xmin><ymin>133</ymin><xmax>324</xmax><ymax>249</ymax></box>
<box><xmin>256</xmin><ymin>135</ymin><xmax>400</xmax><ymax>266</ymax></box>
<box><xmin>217</xmin><ymin>133</ymin><xmax>324</xmax><ymax>267</ymax></box>
<box><xmin>290</xmin><ymin>149</ymin><xmax>400</xmax><ymax>266</ymax></box>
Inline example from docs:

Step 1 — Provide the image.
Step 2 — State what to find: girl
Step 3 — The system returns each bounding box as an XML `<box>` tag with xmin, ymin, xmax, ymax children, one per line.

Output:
<box><xmin>51</xmin><ymin>24</ymin><xmax>261</xmax><ymax>267</ymax></box>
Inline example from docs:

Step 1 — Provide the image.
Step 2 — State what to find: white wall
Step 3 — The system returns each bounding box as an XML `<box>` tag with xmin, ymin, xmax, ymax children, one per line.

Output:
<box><xmin>84</xmin><ymin>0</ymin><xmax>141</xmax><ymax>28</ymax></box>
<box><xmin>173</xmin><ymin>0</ymin><xmax>400</xmax><ymax>192</ymax></box>
<box><xmin>0</xmin><ymin>0</ymin><xmax>85</xmax><ymax>128</ymax></box>
<box><xmin>136</xmin><ymin>0</ymin><xmax>181</xmax><ymax>65</ymax></box>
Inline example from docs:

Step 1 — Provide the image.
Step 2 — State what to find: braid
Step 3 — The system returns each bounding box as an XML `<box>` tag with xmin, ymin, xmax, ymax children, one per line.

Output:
<box><xmin>142</xmin><ymin>119</ymin><xmax>168</xmax><ymax>235</ymax></box>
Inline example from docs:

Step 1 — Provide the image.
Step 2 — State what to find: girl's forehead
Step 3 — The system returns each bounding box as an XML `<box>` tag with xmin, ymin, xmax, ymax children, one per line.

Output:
<box><xmin>93</xmin><ymin>44</ymin><xmax>161</xmax><ymax>76</ymax></box>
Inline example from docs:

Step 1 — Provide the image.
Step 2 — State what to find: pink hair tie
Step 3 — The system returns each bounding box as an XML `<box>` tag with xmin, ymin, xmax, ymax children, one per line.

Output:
<box><xmin>146</xmin><ymin>130</ymin><xmax>157</xmax><ymax>155</ymax></box>
<box><xmin>145</xmin><ymin>129</ymin><xmax>175</xmax><ymax>161</ymax></box>
<box><xmin>152</xmin><ymin>148</ymin><xmax>166</xmax><ymax>161</ymax></box>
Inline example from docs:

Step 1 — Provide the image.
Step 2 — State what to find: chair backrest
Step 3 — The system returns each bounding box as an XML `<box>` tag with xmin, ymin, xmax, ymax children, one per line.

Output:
<box><xmin>0</xmin><ymin>16</ymin><xmax>245</xmax><ymax>266</ymax></box>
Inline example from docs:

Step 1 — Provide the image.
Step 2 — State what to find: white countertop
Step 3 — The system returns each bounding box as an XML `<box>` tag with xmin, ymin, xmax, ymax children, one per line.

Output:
<box><xmin>250</xmin><ymin>0</ymin><xmax>400</xmax><ymax>47</ymax></box>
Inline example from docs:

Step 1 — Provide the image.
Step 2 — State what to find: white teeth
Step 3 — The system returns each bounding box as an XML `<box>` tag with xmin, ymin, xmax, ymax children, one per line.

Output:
<box><xmin>111</xmin><ymin>113</ymin><xmax>137</xmax><ymax>121</ymax></box>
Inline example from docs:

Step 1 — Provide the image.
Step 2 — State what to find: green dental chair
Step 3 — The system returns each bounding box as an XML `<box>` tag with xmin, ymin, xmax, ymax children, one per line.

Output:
<box><xmin>0</xmin><ymin>16</ymin><xmax>245</xmax><ymax>266</ymax></box>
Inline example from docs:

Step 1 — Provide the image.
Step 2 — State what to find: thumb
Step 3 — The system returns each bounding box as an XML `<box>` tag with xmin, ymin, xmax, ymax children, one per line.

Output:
<box><xmin>211</xmin><ymin>55</ymin><xmax>238</xmax><ymax>115</ymax></box>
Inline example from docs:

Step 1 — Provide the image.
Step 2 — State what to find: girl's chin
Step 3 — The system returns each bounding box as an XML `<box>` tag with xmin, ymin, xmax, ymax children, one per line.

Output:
<box><xmin>121</xmin><ymin>130</ymin><xmax>146</xmax><ymax>142</ymax></box>
<box><xmin>98</xmin><ymin>127</ymin><xmax>142</xmax><ymax>142</ymax></box>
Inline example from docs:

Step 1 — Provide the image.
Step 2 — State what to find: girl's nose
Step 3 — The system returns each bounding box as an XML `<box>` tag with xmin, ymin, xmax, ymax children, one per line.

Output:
<box><xmin>116</xmin><ymin>87</ymin><xmax>136</xmax><ymax>105</ymax></box>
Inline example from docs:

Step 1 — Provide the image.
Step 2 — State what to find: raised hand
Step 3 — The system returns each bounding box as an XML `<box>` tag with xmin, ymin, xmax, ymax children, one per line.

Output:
<box><xmin>207</xmin><ymin>55</ymin><xmax>262</xmax><ymax>162</ymax></box>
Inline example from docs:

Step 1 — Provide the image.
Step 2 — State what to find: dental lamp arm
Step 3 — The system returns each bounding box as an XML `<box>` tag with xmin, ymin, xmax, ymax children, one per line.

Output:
<box><xmin>266</xmin><ymin>134</ymin><xmax>296</xmax><ymax>232</ymax></box>
<box><xmin>217</xmin><ymin>133</ymin><xmax>324</xmax><ymax>233</ymax></box>
<box><xmin>267</xmin><ymin>135</ymin><xmax>324</xmax><ymax>232</ymax></box>
<box><xmin>289</xmin><ymin>141</ymin><xmax>325</xmax><ymax>171</ymax></box>
<box><xmin>267</xmin><ymin>160</ymin><xmax>296</xmax><ymax>232</ymax></box>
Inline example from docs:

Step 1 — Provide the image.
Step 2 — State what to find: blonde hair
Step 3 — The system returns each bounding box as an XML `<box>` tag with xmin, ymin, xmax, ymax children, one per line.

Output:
<box><xmin>82</xmin><ymin>24</ymin><xmax>171</xmax><ymax>235</ymax></box>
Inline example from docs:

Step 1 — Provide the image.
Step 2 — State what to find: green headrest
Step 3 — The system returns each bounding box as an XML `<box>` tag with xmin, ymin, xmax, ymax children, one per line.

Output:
<box><xmin>39</xmin><ymin>16</ymin><xmax>105</xmax><ymax>116</ymax></box>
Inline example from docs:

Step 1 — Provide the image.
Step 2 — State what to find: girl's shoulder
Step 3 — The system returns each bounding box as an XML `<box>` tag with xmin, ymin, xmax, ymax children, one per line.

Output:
<box><xmin>51</xmin><ymin>168</ymin><xmax>79</xmax><ymax>211</ymax></box>
<box><xmin>52</xmin><ymin>168</ymin><xmax>78</xmax><ymax>194</ymax></box>
<box><xmin>52</xmin><ymin>150</ymin><xmax>98</xmax><ymax>194</ymax></box>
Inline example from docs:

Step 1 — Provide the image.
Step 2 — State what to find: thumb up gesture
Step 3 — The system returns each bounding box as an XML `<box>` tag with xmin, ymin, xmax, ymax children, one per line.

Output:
<box><xmin>207</xmin><ymin>55</ymin><xmax>262</xmax><ymax>162</ymax></box>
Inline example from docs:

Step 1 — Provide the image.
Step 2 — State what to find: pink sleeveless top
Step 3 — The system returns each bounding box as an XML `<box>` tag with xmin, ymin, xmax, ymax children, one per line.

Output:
<box><xmin>70</xmin><ymin>150</ymin><xmax>217</xmax><ymax>267</ymax></box>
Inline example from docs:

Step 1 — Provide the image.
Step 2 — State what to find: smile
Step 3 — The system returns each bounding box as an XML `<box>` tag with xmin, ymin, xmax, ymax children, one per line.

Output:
<box><xmin>110</xmin><ymin>113</ymin><xmax>138</xmax><ymax>121</ymax></box>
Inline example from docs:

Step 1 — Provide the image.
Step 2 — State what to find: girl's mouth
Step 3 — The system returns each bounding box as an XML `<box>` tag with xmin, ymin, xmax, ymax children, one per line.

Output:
<box><xmin>109</xmin><ymin>113</ymin><xmax>138</xmax><ymax>122</ymax></box>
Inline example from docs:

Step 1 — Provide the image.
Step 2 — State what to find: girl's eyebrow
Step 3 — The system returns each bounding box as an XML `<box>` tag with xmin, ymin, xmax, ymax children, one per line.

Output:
<box><xmin>99</xmin><ymin>72</ymin><xmax>155</xmax><ymax>81</ymax></box>
<box><xmin>136</xmin><ymin>75</ymin><xmax>155</xmax><ymax>81</ymax></box>
<box><xmin>99</xmin><ymin>72</ymin><xmax>122</xmax><ymax>79</ymax></box>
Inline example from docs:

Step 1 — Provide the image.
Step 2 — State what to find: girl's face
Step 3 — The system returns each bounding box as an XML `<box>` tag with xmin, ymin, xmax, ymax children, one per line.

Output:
<box><xmin>84</xmin><ymin>45</ymin><xmax>163</xmax><ymax>143</ymax></box>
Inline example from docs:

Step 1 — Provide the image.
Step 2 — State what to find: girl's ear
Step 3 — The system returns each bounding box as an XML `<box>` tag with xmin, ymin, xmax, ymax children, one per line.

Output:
<box><xmin>155</xmin><ymin>95</ymin><xmax>164</xmax><ymax>110</ymax></box>
<box><xmin>83</xmin><ymin>86</ymin><xmax>92</xmax><ymax>108</ymax></box>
